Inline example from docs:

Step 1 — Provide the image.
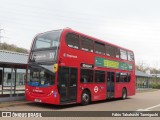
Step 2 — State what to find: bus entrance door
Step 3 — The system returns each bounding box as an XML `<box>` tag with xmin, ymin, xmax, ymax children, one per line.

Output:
<box><xmin>107</xmin><ymin>72</ymin><xmax>115</xmax><ymax>98</ymax></box>
<box><xmin>58</xmin><ymin>67</ymin><xmax>77</xmax><ymax>104</ymax></box>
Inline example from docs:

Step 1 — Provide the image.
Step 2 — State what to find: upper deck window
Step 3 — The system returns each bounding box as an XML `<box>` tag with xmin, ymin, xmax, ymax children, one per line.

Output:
<box><xmin>81</xmin><ymin>37</ymin><xmax>94</xmax><ymax>52</ymax></box>
<box><xmin>120</xmin><ymin>49</ymin><xmax>127</xmax><ymax>60</ymax></box>
<box><xmin>95</xmin><ymin>42</ymin><xmax>105</xmax><ymax>55</ymax></box>
<box><xmin>115</xmin><ymin>48</ymin><xmax>120</xmax><ymax>58</ymax></box>
<box><xmin>128</xmin><ymin>51</ymin><xmax>134</xmax><ymax>61</ymax></box>
<box><xmin>34</xmin><ymin>30</ymin><xmax>61</xmax><ymax>50</ymax></box>
<box><xmin>66</xmin><ymin>33</ymin><xmax>79</xmax><ymax>49</ymax></box>
<box><xmin>106</xmin><ymin>45</ymin><xmax>115</xmax><ymax>57</ymax></box>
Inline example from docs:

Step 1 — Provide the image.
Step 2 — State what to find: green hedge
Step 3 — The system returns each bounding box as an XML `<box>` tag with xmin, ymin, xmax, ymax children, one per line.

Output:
<box><xmin>150</xmin><ymin>83</ymin><xmax>160</xmax><ymax>89</ymax></box>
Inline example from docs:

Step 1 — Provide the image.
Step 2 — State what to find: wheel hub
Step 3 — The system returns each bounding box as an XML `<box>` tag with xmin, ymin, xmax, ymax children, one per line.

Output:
<box><xmin>82</xmin><ymin>93</ymin><xmax>89</xmax><ymax>102</ymax></box>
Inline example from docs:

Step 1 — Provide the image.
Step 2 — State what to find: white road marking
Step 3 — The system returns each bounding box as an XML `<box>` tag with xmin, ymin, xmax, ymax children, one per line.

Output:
<box><xmin>136</xmin><ymin>109</ymin><xmax>151</xmax><ymax>111</ymax></box>
<box><xmin>137</xmin><ymin>104</ymin><xmax>160</xmax><ymax>111</ymax></box>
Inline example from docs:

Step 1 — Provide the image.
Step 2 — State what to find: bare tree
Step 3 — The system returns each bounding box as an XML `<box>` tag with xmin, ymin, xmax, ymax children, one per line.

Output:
<box><xmin>136</xmin><ymin>61</ymin><xmax>150</xmax><ymax>72</ymax></box>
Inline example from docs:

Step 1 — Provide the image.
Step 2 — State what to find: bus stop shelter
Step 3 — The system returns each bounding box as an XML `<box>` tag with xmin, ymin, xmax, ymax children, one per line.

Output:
<box><xmin>136</xmin><ymin>70</ymin><xmax>152</xmax><ymax>89</ymax></box>
<box><xmin>0</xmin><ymin>50</ymin><xmax>28</xmax><ymax>101</ymax></box>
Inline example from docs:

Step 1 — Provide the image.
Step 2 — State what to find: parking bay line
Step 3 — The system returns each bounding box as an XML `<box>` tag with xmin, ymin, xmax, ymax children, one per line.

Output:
<box><xmin>137</xmin><ymin>104</ymin><xmax>160</xmax><ymax>111</ymax></box>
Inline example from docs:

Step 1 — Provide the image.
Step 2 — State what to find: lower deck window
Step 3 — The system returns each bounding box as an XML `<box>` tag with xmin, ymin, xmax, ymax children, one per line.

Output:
<box><xmin>80</xmin><ymin>69</ymin><xmax>93</xmax><ymax>83</ymax></box>
<box><xmin>95</xmin><ymin>70</ymin><xmax>105</xmax><ymax>83</ymax></box>
<box><xmin>116</xmin><ymin>72</ymin><xmax>131</xmax><ymax>83</ymax></box>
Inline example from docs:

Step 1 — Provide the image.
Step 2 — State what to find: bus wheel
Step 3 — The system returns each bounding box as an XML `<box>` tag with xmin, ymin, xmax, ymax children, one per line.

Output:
<box><xmin>122</xmin><ymin>88</ymin><xmax>127</xmax><ymax>100</ymax></box>
<box><xmin>81</xmin><ymin>90</ymin><xmax>90</xmax><ymax>105</ymax></box>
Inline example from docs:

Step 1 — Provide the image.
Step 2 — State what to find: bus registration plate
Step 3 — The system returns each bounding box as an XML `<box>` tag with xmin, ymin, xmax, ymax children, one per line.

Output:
<box><xmin>34</xmin><ymin>99</ymin><xmax>41</xmax><ymax>102</ymax></box>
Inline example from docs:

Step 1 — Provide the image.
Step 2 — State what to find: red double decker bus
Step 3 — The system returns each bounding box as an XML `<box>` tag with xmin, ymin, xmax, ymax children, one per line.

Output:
<box><xmin>25</xmin><ymin>28</ymin><xmax>135</xmax><ymax>105</ymax></box>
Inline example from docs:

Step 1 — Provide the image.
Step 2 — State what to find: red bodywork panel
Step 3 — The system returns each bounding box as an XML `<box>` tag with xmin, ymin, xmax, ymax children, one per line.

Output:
<box><xmin>25</xmin><ymin>28</ymin><xmax>135</xmax><ymax>105</ymax></box>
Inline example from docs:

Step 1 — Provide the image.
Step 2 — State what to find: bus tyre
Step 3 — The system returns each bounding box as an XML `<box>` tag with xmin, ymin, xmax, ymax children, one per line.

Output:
<box><xmin>122</xmin><ymin>88</ymin><xmax>127</xmax><ymax>100</ymax></box>
<box><xmin>81</xmin><ymin>90</ymin><xmax>90</xmax><ymax>105</ymax></box>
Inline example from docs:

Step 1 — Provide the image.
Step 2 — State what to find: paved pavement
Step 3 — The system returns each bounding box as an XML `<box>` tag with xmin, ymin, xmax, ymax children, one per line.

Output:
<box><xmin>0</xmin><ymin>90</ymin><xmax>160</xmax><ymax>120</ymax></box>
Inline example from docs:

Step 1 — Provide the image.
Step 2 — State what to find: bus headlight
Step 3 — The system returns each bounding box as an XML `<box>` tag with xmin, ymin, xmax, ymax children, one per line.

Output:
<box><xmin>48</xmin><ymin>91</ymin><xmax>54</xmax><ymax>96</ymax></box>
<box><xmin>25</xmin><ymin>89</ymin><xmax>30</xmax><ymax>94</ymax></box>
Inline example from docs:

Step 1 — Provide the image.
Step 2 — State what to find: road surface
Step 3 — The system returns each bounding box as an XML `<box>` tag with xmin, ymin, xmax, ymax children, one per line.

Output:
<box><xmin>0</xmin><ymin>90</ymin><xmax>160</xmax><ymax>120</ymax></box>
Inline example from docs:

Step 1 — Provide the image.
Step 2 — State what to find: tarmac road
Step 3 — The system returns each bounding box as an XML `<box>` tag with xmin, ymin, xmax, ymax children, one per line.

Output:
<box><xmin>0</xmin><ymin>90</ymin><xmax>160</xmax><ymax>120</ymax></box>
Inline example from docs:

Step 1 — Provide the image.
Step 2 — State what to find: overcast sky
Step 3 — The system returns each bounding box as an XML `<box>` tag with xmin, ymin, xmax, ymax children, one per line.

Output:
<box><xmin>0</xmin><ymin>0</ymin><xmax>160</xmax><ymax>68</ymax></box>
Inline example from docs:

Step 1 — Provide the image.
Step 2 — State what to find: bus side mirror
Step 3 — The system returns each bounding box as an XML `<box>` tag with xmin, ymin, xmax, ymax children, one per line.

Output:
<box><xmin>53</xmin><ymin>64</ymin><xmax>58</xmax><ymax>73</ymax></box>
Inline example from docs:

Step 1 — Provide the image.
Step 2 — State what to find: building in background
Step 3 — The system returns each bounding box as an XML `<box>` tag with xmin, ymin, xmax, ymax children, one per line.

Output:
<box><xmin>150</xmin><ymin>74</ymin><xmax>160</xmax><ymax>78</ymax></box>
<box><xmin>0</xmin><ymin>50</ymin><xmax>28</xmax><ymax>100</ymax></box>
<box><xmin>135</xmin><ymin>70</ymin><xmax>152</xmax><ymax>89</ymax></box>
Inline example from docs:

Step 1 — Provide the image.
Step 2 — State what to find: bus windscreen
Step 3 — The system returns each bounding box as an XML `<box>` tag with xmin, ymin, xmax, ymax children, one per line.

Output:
<box><xmin>33</xmin><ymin>30</ymin><xmax>61</xmax><ymax>50</ymax></box>
<box><xmin>27</xmin><ymin>64</ymin><xmax>55</xmax><ymax>87</ymax></box>
<box><xmin>30</xmin><ymin>30</ymin><xmax>61</xmax><ymax>63</ymax></box>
